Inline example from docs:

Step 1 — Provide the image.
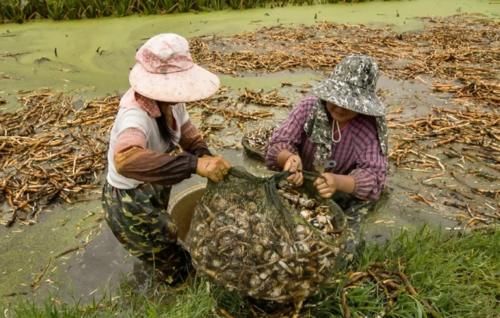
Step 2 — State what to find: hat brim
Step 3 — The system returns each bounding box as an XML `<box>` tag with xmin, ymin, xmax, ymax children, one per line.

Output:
<box><xmin>129</xmin><ymin>63</ymin><xmax>220</xmax><ymax>103</ymax></box>
<box><xmin>311</xmin><ymin>78</ymin><xmax>384</xmax><ymax>117</ymax></box>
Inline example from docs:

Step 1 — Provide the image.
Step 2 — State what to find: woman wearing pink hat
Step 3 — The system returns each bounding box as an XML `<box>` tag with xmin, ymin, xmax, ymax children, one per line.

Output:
<box><xmin>102</xmin><ymin>33</ymin><xmax>230</xmax><ymax>283</ymax></box>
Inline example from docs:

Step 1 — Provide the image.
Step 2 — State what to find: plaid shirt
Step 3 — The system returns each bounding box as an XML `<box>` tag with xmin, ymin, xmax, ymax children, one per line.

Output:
<box><xmin>266</xmin><ymin>96</ymin><xmax>387</xmax><ymax>201</ymax></box>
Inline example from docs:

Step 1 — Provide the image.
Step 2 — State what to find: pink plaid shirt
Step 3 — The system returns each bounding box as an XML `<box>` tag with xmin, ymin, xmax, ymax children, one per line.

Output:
<box><xmin>266</xmin><ymin>96</ymin><xmax>387</xmax><ymax>201</ymax></box>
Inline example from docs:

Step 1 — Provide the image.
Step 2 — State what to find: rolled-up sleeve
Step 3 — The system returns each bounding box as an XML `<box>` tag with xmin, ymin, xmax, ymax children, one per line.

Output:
<box><xmin>349</xmin><ymin>142</ymin><xmax>387</xmax><ymax>201</ymax></box>
<box><xmin>265</xmin><ymin>97</ymin><xmax>317</xmax><ymax>170</ymax></box>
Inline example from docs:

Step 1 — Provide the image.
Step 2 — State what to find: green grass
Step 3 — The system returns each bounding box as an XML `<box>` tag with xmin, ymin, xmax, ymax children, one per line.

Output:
<box><xmin>4</xmin><ymin>227</ymin><xmax>499</xmax><ymax>317</ymax></box>
<box><xmin>0</xmin><ymin>0</ymin><xmax>400</xmax><ymax>23</ymax></box>
<box><xmin>308</xmin><ymin>227</ymin><xmax>499</xmax><ymax>318</ymax></box>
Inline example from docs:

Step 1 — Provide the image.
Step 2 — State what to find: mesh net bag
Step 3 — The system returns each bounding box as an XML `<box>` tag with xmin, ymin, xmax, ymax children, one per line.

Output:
<box><xmin>186</xmin><ymin>167</ymin><xmax>348</xmax><ymax>302</ymax></box>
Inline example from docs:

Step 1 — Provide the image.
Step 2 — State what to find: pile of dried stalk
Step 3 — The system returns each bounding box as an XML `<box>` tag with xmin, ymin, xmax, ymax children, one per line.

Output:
<box><xmin>0</xmin><ymin>88</ymin><xmax>286</xmax><ymax>226</ymax></box>
<box><xmin>187</xmin><ymin>170</ymin><xmax>346</xmax><ymax>302</ymax></box>
<box><xmin>0</xmin><ymin>91</ymin><xmax>118</xmax><ymax>226</ymax></box>
<box><xmin>389</xmin><ymin>106</ymin><xmax>499</xmax><ymax>170</ymax></box>
<box><xmin>192</xmin><ymin>15</ymin><xmax>499</xmax><ymax>107</ymax></box>
<box><xmin>388</xmin><ymin>104</ymin><xmax>499</xmax><ymax>226</ymax></box>
<box><xmin>188</xmin><ymin>88</ymin><xmax>282</xmax><ymax>147</ymax></box>
<box><xmin>238</xmin><ymin>88</ymin><xmax>290</xmax><ymax>108</ymax></box>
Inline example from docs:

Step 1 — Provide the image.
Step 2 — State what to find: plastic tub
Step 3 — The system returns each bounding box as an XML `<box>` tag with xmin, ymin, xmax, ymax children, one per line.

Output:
<box><xmin>168</xmin><ymin>183</ymin><xmax>206</xmax><ymax>244</ymax></box>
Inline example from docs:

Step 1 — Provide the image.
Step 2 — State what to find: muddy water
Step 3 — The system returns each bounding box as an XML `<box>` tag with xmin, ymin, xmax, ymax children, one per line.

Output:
<box><xmin>0</xmin><ymin>0</ymin><xmax>497</xmax><ymax>108</ymax></box>
<box><xmin>0</xmin><ymin>0</ymin><xmax>498</xmax><ymax>306</ymax></box>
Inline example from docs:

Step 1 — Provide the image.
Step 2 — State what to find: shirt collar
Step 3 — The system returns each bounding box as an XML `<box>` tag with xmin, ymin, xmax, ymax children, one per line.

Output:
<box><xmin>134</xmin><ymin>92</ymin><xmax>161</xmax><ymax>118</ymax></box>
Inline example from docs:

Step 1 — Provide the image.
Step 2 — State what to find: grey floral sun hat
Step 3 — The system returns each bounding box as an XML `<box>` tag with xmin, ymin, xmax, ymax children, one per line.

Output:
<box><xmin>304</xmin><ymin>55</ymin><xmax>388</xmax><ymax>167</ymax></box>
<box><xmin>311</xmin><ymin>55</ymin><xmax>384</xmax><ymax>116</ymax></box>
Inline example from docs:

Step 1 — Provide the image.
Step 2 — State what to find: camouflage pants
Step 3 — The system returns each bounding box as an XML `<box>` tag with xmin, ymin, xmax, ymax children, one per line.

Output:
<box><xmin>102</xmin><ymin>182</ymin><xmax>192</xmax><ymax>283</ymax></box>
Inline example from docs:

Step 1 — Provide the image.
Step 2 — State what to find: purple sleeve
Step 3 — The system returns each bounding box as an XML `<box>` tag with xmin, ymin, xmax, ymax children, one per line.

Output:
<box><xmin>349</xmin><ymin>141</ymin><xmax>387</xmax><ymax>201</ymax></box>
<box><xmin>265</xmin><ymin>97</ymin><xmax>317</xmax><ymax>170</ymax></box>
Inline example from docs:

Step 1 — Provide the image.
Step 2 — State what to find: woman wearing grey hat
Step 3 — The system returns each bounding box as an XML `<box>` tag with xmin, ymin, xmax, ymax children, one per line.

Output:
<box><xmin>265</xmin><ymin>55</ymin><xmax>388</xmax><ymax>203</ymax></box>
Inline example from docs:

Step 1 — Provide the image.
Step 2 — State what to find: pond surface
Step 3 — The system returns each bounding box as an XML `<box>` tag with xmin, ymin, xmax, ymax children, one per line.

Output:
<box><xmin>0</xmin><ymin>0</ymin><xmax>497</xmax><ymax>108</ymax></box>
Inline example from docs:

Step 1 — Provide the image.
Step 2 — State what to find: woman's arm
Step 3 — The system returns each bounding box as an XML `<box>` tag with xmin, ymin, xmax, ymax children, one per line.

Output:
<box><xmin>313</xmin><ymin>173</ymin><xmax>355</xmax><ymax>199</ymax></box>
<box><xmin>349</xmin><ymin>141</ymin><xmax>387</xmax><ymax>201</ymax></box>
<box><xmin>178</xmin><ymin>120</ymin><xmax>211</xmax><ymax>157</ymax></box>
<box><xmin>114</xmin><ymin>128</ymin><xmax>197</xmax><ymax>185</ymax></box>
<box><xmin>314</xmin><ymin>158</ymin><xmax>385</xmax><ymax>201</ymax></box>
<box><xmin>314</xmin><ymin>120</ymin><xmax>387</xmax><ymax>200</ymax></box>
<box><xmin>265</xmin><ymin>97</ymin><xmax>317</xmax><ymax>170</ymax></box>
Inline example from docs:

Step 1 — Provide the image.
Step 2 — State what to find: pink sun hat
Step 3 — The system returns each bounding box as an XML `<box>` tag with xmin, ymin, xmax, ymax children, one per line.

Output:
<box><xmin>129</xmin><ymin>33</ymin><xmax>220</xmax><ymax>103</ymax></box>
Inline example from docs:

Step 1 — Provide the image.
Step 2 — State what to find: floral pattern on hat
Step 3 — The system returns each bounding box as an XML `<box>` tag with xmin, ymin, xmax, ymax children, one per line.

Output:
<box><xmin>306</xmin><ymin>55</ymin><xmax>389</xmax><ymax>163</ymax></box>
<box><xmin>311</xmin><ymin>55</ymin><xmax>385</xmax><ymax>117</ymax></box>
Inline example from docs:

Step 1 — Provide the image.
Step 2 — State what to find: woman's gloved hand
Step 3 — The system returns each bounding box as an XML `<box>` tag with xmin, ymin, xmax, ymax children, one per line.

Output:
<box><xmin>313</xmin><ymin>172</ymin><xmax>337</xmax><ymax>198</ymax></box>
<box><xmin>196</xmin><ymin>155</ymin><xmax>231</xmax><ymax>182</ymax></box>
<box><xmin>283</xmin><ymin>154</ymin><xmax>303</xmax><ymax>186</ymax></box>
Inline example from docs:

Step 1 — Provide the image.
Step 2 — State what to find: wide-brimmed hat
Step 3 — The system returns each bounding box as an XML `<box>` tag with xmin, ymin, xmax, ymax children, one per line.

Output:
<box><xmin>129</xmin><ymin>33</ymin><xmax>220</xmax><ymax>103</ymax></box>
<box><xmin>311</xmin><ymin>55</ymin><xmax>384</xmax><ymax>117</ymax></box>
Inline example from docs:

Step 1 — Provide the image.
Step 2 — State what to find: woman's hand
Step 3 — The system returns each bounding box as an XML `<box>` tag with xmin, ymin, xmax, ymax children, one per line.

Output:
<box><xmin>313</xmin><ymin>173</ymin><xmax>337</xmax><ymax>198</ymax></box>
<box><xmin>196</xmin><ymin>155</ymin><xmax>231</xmax><ymax>182</ymax></box>
<box><xmin>283</xmin><ymin>154</ymin><xmax>303</xmax><ymax>186</ymax></box>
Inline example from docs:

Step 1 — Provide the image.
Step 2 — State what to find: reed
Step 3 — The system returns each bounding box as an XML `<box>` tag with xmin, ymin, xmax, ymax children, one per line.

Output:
<box><xmin>0</xmin><ymin>0</ymin><xmax>398</xmax><ymax>23</ymax></box>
